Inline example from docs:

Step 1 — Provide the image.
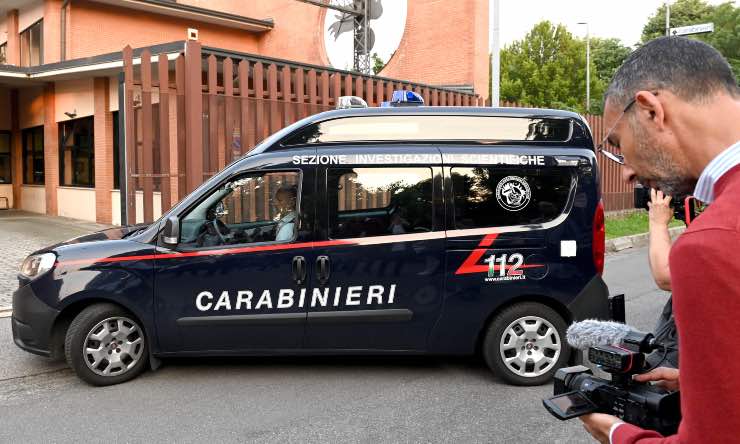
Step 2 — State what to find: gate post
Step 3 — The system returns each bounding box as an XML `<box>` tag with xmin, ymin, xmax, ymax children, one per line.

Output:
<box><xmin>122</xmin><ymin>45</ymin><xmax>136</xmax><ymax>225</ymax></box>
<box><xmin>184</xmin><ymin>40</ymin><xmax>203</xmax><ymax>193</ymax></box>
<box><xmin>117</xmin><ymin>72</ymin><xmax>127</xmax><ymax>225</ymax></box>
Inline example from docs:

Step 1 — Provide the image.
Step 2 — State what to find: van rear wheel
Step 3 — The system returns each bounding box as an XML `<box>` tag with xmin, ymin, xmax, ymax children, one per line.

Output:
<box><xmin>65</xmin><ymin>303</ymin><xmax>148</xmax><ymax>386</ymax></box>
<box><xmin>482</xmin><ymin>302</ymin><xmax>569</xmax><ymax>386</ymax></box>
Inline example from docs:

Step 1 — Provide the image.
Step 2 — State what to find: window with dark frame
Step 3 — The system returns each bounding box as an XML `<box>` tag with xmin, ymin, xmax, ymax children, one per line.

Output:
<box><xmin>59</xmin><ymin>117</ymin><xmax>94</xmax><ymax>188</ymax></box>
<box><xmin>0</xmin><ymin>131</ymin><xmax>11</xmax><ymax>184</ymax></box>
<box><xmin>327</xmin><ymin>167</ymin><xmax>434</xmax><ymax>240</ymax></box>
<box><xmin>22</xmin><ymin>126</ymin><xmax>44</xmax><ymax>185</ymax></box>
<box><xmin>20</xmin><ymin>20</ymin><xmax>43</xmax><ymax>67</ymax></box>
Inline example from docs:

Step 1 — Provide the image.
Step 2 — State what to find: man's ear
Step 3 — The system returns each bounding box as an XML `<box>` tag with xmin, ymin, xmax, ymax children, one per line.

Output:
<box><xmin>634</xmin><ymin>91</ymin><xmax>666</xmax><ymax>130</ymax></box>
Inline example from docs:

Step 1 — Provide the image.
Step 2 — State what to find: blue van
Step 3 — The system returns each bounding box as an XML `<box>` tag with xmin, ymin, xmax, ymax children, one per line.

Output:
<box><xmin>12</xmin><ymin>107</ymin><xmax>610</xmax><ymax>386</ymax></box>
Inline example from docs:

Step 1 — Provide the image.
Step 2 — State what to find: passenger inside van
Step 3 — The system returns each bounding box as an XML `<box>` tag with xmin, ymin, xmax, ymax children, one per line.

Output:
<box><xmin>274</xmin><ymin>185</ymin><xmax>298</xmax><ymax>241</ymax></box>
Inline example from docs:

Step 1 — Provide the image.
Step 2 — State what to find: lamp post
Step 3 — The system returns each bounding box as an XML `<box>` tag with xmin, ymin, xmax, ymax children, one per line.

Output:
<box><xmin>578</xmin><ymin>22</ymin><xmax>590</xmax><ymax>113</ymax></box>
<box><xmin>490</xmin><ymin>0</ymin><xmax>500</xmax><ymax>107</ymax></box>
<box><xmin>665</xmin><ymin>1</ymin><xmax>671</xmax><ymax>36</ymax></box>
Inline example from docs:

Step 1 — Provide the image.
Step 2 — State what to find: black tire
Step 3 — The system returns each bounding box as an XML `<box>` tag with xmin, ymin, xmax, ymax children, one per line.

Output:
<box><xmin>65</xmin><ymin>303</ymin><xmax>149</xmax><ymax>386</ymax></box>
<box><xmin>482</xmin><ymin>302</ymin><xmax>569</xmax><ymax>386</ymax></box>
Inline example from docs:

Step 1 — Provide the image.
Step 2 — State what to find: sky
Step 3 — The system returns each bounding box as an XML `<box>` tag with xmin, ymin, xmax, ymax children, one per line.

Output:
<box><xmin>496</xmin><ymin>0</ymin><xmax>737</xmax><ymax>48</ymax></box>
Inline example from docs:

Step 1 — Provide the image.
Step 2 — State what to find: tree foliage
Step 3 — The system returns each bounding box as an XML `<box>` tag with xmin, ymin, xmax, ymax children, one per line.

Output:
<box><xmin>591</xmin><ymin>38</ymin><xmax>632</xmax><ymax>85</ymax></box>
<box><xmin>499</xmin><ymin>21</ymin><xmax>609</xmax><ymax>114</ymax></box>
<box><xmin>642</xmin><ymin>0</ymin><xmax>740</xmax><ymax>81</ymax></box>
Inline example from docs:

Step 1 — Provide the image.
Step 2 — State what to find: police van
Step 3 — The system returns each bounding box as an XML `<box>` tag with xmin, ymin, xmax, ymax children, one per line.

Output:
<box><xmin>12</xmin><ymin>105</ymin><xmax>611</xmax><ymax>386</ymax></box>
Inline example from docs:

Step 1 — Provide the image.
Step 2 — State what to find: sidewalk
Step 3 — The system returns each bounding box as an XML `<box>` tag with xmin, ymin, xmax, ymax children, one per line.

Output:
<box><xmin>605</xmin><ymin>226</ymin><xmax>685</xmax><ymax>253</ymax></box>
<box><xmin>0</xmin><ymin>210</ymin><xmax>110</xmax><ymax>308</ymax></box>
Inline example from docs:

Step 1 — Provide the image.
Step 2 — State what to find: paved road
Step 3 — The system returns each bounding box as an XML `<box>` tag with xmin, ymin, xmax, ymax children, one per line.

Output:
<box><xmin>0</xmin><ymin>211</ymin><xmax>107</xmax><ymax>307</ymax></box>
<box><xmin>0</xmin><ymin>246</ymin><xmax>669</xmax><ymax>443</ymax></box>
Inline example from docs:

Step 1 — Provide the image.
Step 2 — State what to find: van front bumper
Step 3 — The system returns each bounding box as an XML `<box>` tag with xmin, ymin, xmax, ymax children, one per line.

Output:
<box><xmin>11</xmin><ymin>283</ymin><xmax>59</xmax><ymax>357</ymax></box>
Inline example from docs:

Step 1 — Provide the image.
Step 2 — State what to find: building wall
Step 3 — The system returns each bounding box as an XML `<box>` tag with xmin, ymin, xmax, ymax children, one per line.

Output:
<box><xmin>18</xmin><ymin>0</ymin><xmax>43</xmax><ymax>32</ymax></box>
<box><xmin>254</xmin><ymin>1</ymin><xmax>328</xmax><ymax>67</ymax></box>
<box><xmin>379</xmin><ymin>0</ymin><xmax>489</xmax><ymax>98</ymax></box>
<box><xmin>21</xmin><ymin>185</ymin><xmax>45</xmax><ymax>213</ymax></box>
<box><xmin>55</xmin><ymin>78</ymin><xmax>94</xmax><ymax>122</ymax></box>
<box><xmin>18</xmin><ymin>86</ymin><xmax>44</xmax><ymax>129</ymax></box>
<box><xmin>67</xmin><ymin>0</ymin><xmax>261</xmax><ymax>60</ymax></box>
<box><xmin>57</xmin><ymin>186</ymin><xmax>95</xmax><ymax>221</ymax></box>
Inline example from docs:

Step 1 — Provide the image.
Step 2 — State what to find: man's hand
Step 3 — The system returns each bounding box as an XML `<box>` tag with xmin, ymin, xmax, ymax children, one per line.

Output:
<box><xmin>633</xmin><ymin>367</ymin><xmax>680</xmax><ymax>391</ymax></box>
<box><xmin>580</xmin><ymin>413</ymin><xmax>623</xmax><ymax>444</ymax></box>
<box><xmin>648</xmin><ymin>188</ymin><xmax>673</xmax><ymax>227</ymax></box>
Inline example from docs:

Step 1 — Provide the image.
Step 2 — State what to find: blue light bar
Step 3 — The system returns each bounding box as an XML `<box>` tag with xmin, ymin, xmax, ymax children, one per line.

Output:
<box><xmin>389</xmin><ymin>90</ymin><xmax>424</xmax><ymax>107</ymax></box>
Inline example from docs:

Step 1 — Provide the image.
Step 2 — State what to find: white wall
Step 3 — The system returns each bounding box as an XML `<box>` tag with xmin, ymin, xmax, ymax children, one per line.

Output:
<box><xmin>21</xmin><ymin>185</ymin><xmax>45</xmax><ymax>214</ymax></box>
<box><xmin>57</xmin><ymin>187</ymin><xmax>96</xmax><ymax>222</ymax></box>
<box><xmin>111</xmin><ymin>190</ymin><xmax>162</xmax><ymax>226</ymax></box>
<box><xmin>0</xmin><ymin>184</ymin><xmax>12</xmax><ymax>209</ymax></box>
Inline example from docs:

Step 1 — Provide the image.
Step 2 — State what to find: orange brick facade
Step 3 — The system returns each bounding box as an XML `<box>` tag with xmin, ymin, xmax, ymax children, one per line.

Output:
<box><xmin>380</xmin><ymin>0</ymin><xmax>490</xmax><ymax>97</ymax></box>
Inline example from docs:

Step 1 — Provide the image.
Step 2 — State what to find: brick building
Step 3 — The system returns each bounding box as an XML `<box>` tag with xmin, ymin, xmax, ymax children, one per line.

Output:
<box><xmin>0</xmin><ymin>0</ymin><xmax>489</xmax><ymax>224</ymax></box>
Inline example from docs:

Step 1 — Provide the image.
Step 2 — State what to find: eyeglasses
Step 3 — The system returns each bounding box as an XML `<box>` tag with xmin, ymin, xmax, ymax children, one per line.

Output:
<box><xmin>597</xmin><ymin>92</ymin><xmax>659</xmax><ymax>166</ymax></box>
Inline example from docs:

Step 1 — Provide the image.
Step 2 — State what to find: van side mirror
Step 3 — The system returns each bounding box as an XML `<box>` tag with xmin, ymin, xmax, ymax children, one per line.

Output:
<box><xmin>162</xmin><ymin>216</ymin><xmax>180</xmax><ymax>246</ymax></box>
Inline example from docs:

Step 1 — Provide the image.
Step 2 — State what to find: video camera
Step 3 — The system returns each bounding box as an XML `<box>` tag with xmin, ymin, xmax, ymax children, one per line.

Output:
<box><xmin>633</xmin><ymin>184</ymin><xmax>698</xmax><ymax>224</ymax></box>
<box><xmin>543</xmin><ymin>326</ymin><xmax>681</xmax><ymax>435</ymax></box>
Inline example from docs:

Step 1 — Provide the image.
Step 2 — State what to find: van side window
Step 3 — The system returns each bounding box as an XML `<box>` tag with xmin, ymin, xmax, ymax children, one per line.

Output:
<box><xmin>180</xmin><ymin>171</ymin><xmax>301</xmax><ymax>248</ymax></box>
<box><xmin>327</xmin><ymin>167</ymin><xmax>433</xmax><ymax>239</ymax></box>
<box><xmin>451</xmin><ymin>167</ymin><xmax>572</xmax><ymax>229</ymax></box>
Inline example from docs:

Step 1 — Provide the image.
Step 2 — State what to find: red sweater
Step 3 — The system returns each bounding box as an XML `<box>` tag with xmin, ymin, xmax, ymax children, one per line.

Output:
<box><xmin>614</xmin><ymin>164</ymin><xmax>740</xmax><ymax>443</ymax></box>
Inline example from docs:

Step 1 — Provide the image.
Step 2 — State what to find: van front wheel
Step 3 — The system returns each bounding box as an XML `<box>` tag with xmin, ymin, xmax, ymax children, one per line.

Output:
<box><xmin>65</xmin><ymin>303</ymin><xmax>148</xmax><ymax>386</ymax></box>
<box><xmin>482</xmin><ymin>302</ymin><xmax>569</xmax><ymax>386</ymax></box>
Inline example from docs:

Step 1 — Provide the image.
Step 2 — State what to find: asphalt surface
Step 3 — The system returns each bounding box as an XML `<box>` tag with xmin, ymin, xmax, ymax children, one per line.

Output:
<box><xmin>0</xmin><ymin>245</ymin><xmax>668</xmax><ymax>443</ymax></box>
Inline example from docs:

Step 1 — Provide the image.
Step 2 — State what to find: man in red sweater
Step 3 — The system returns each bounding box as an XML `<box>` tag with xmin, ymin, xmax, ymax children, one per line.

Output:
<box><xmin>579</xmin><ymin>37</ymin><xmax>740</xmax><ymax>443</ymax></box>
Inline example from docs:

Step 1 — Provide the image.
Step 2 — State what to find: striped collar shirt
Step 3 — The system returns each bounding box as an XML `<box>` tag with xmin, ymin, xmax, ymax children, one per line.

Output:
<box><xmin>693</xmin><ymin>140</ymin><xmax>740</xmax><ymax>203</ymax></box>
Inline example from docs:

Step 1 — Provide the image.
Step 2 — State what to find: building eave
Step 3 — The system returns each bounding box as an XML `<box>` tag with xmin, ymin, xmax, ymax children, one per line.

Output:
<box><xmin>88</xmin><ymin>0</ymin><xmax>274</xmax><ymax>33</ymax></box>
<box><xmin>0</xmin><ymin>41</ymin><xmax>185</xmax><ymax>85</ymax></box>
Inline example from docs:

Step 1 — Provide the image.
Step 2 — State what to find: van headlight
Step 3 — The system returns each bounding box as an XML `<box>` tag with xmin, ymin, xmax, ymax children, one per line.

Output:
<box><xmin>20</xmin><ymin>253</ymin><xmax>57</xmax><ymax>279</ymax></box>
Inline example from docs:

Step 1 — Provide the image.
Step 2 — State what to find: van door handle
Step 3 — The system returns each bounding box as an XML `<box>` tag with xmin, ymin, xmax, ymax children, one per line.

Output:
<box><xmin>292</xmin><ymin>256</ymin><xmax>306</xmax><ymax>285</ymax></box>
<box><xmin>316</xmin><ymin>255</ymin><xmax>330</xmax><ymax>286</ymax></box>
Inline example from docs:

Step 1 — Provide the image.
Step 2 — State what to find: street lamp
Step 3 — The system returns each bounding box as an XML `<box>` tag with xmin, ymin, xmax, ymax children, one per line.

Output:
<box><xmin>490</xmin><ymin>0</ymin><xmax>500</xmax><ymax>107</ymax></box>
<box><xmin>578</xmin><ymin>22</ymin><xmax>590</xmax><ymax>113</ymax></box>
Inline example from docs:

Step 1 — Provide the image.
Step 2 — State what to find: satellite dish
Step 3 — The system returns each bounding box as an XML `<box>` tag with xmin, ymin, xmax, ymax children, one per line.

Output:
<box><xmin>323</xmin><ymin>0</ymin><xmax>407</xmax><ymax>71</ymax></box>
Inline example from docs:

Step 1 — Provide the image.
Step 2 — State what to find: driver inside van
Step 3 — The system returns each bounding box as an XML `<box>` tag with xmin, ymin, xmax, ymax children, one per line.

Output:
<box><xmin>274</xmin><ymin>185</ymin><xmax>298</xmax><ymax>241</ymax></box>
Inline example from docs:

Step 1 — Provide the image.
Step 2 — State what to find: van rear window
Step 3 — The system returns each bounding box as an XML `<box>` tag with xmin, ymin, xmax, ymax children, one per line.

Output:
<box><xmin>282</xmin><ymin>116</ymin><xmax>572</xmax><ymax>146</ymax></box>
<box><xmin>451</xmin><ymin>167</ymin><xmax>573</xmax><ymax>229</ymax></box>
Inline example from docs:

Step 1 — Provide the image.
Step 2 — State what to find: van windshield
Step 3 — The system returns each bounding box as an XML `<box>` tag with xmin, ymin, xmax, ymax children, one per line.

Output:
<box><xmin>282</xmin><ymin>115</ymin><xmax>572</xmax><ymax>146</ymax></box>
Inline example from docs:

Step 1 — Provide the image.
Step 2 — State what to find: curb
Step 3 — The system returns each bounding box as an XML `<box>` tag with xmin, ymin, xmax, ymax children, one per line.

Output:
<box><xmin>606</xmin><ymin>226</ymin><xmax>686</xmax><ymax>253</ymax></box>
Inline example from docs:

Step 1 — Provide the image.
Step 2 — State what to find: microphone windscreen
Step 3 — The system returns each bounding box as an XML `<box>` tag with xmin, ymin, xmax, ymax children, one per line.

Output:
<box><xmin>566</xmin><ymin>319</ymin><xmax>632</xmax><ymax>350</ymax></box>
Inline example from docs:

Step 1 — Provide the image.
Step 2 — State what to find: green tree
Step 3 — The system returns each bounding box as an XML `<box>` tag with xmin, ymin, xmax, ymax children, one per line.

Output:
<box><xmin>641</xmin><ymin>0</ymin><xmax>740</xmax><ymax>81</ymax></box>
<box><xmin>371</xmin><ymin>53</ymin><xmax>385</xmax><ymax>75</ymax></box>
<box><xmin>642</xmin><ymin>0</ymin><xmax>713</xmax><ymax>41</ymax></box>
<box><xmin>499</xmin><ymin>21</ymin><xmax>604</xmax><ymax>114</ymax></box>
<box><xmin>591</xmin><ymin>38</ymin><xmax>632</xmax><ymax>85</ymax></box>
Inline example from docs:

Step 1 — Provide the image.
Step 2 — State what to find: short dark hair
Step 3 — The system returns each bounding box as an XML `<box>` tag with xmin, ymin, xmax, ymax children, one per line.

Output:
<box><xmin>605</xmin><ymin>37</ymin><xmax>738</xmax><ymax>108</ymax></box>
